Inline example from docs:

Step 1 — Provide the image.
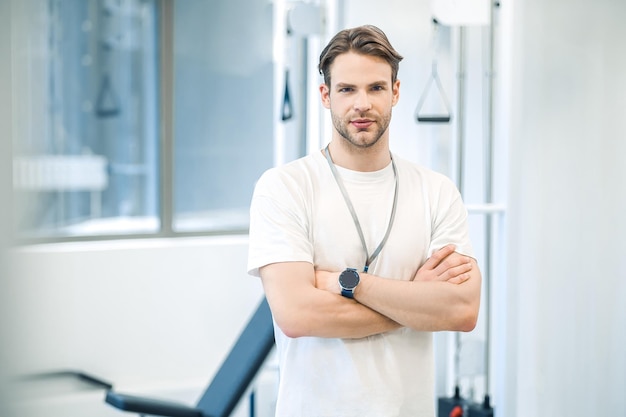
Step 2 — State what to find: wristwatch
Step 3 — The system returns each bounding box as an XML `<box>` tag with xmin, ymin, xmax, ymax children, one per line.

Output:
<box><xmin>338</xmin><ymin>268</ymin><xmax>360</xmax><ymax>298</ymax></box>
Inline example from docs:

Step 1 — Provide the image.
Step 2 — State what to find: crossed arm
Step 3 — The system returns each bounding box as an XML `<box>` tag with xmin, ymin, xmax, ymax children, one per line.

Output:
<box><xmin>259</xmin><ymin>245</ymin><xmax>482</xmax><ymax>339</ymax></box>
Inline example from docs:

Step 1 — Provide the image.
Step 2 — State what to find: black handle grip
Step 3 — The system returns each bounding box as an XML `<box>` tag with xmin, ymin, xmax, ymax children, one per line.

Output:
<box><xmin>17</xmin><ymin>370</ymin><xmax>113</xmax><ymax>391</ymax></box>
<box><xmin>281</xmin><ymin>70</ymin><xmax>294</xmax><ymax>121</ymax></box>
<box><xmin>416</xmin><ymin>115</ymin><xmax>451</xmax><ymax>123</ymax></box>
<box><xmin>105</xmin><ymin>391</ymin><xmax>204</xmax><ymax>417</ymax></box>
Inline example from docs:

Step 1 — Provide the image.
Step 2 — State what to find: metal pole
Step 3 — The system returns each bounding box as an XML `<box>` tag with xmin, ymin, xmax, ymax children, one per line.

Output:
<box><xmin>454</xmin><ymin>25</ymin><xmax>467</xmax><ymax>391</ymax></box>
<box><xmin>483</xmin><ymin>0</ymin><xmax>498</xmax><ymax>405</ymax></box>
<box><xmin>456</xmin><ymin>27</ymin><xmax>466</xmax><ymax>194</ymax></box>
<box><xmin>159</xmin><ymin>0</ymin><xmax>174</xmax><ymax>234</ymax></box>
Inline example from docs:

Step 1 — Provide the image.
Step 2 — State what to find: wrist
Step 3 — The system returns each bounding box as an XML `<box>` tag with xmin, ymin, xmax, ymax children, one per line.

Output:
<box><xmin>352</xmin><ymin>271</ymin><xmax>369</xmax><ymax>300</ymax></box>
<box><xmin>338</xmin><ymin>268</ymin><xmax>360</xmax><ymax>298</ymax></box>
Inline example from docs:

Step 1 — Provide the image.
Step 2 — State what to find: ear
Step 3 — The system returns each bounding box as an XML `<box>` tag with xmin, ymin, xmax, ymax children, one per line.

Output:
<box><xmin>391</xmin><ymin>79</ymin><xmax>400</xmax><ymax>106</ymax></box>
<box><xmin>319</xmin><ymin>83</ymin><xmax>331</xmax><ymax>109</ymax></box>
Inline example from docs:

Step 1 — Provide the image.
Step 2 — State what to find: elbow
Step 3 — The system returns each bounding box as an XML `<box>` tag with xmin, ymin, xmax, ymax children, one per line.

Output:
<box><xmin>279</xmin><ymin>324</ymin><xmax>306</xmax><ymax>339</ymax></box>
<box><xmin>453</xmin><ymin>271</ymin><xmax>482</xmax><ymax>332</ymax></box>
<box><xmin>274</xmin><ymin>315</ymin><xmax>310</xmax><ymax>339</ymax></box>
<box><xmin>457</xmin><ymin>309</ymin><xmax>478</xmax><ymax>332</ymax></box>
<box><xmin>454</xmin><ymin>301</ymin><xmax>480</xmax><ymax>332</ymax></box>
<box><xmin>265</xmin><ymin>297</ymin><xmax>311</xmax><ymax>338</ymax></box>
<box><xmin>266</xmin><ymin>296</ymin><xmax>324</xmax><ymax>339</ymax></box>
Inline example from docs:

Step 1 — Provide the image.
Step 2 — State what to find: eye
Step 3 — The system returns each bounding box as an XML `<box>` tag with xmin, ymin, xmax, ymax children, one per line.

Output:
<box><xmin>338</xmin><ymin>87</ymin><xmax>353</xmax><ymax>93</ymax></box>
<box><xmin>371</xmin><ymin>85</ymin><xmax>385</xmax><ymax>91</ymax></box>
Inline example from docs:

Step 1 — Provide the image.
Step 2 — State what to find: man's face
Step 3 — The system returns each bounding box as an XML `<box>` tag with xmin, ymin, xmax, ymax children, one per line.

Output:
<box><xmin>320</xmin><ymin>51</ymin><xmax>400</xmax><ymax>150</ymax></box>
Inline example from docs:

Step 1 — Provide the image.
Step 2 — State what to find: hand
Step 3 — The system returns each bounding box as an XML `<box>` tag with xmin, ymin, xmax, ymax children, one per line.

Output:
<box><xmin>314</xmin><ymin>269</ymin><xmax>341</xmax><ymax>295</ymax></box>
<box><xmin>413</xmin><ymin>244</ymin><xmax>473</xmax><ymax>284</ymax></box>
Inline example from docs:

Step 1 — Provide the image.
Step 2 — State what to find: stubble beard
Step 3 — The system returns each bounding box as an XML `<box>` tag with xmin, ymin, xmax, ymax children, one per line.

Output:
<box><xmin>331</xmin><ymin>110</ymin><xmax>392</xmax><ymax>150</ymax></box>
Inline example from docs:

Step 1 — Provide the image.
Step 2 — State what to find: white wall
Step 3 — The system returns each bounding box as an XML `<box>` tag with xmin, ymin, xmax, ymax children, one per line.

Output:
<box><xmin>5</xmin><ymin>237</ymin><xmax>267</xmax><ymax>417</ymax></box>
<box><xmin>503</xmin><ymin>0</ymin><xmax>626</xmax><ymax>415</ymax></box>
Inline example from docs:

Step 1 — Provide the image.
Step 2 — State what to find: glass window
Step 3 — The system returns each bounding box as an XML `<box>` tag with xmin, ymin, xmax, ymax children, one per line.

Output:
<box><xmin>11</xmin><ymin>0</ymin><xmax>303</xmax><ymax>241</ymax></box>
<box><xmin>12</xmin><ymin>0</ymin><xmax>160</xmax><ymax>238</ymax></box>
<box><xmin>172</xmin><ymin>0</ymin><xmax>275</xmax><ymax>233</ymax></box>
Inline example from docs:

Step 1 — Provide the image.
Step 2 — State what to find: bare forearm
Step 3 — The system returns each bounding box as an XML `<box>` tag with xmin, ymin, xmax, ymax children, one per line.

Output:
<box><xmin>260</xmin><ymin>262</ymin><xmax>400</xmax><ymax>339</ymax></box>
<box><xmin>292</xmin><ymin>293</ymin><xmax>401</xmax><ymax>339</ymax></box>
<box><xmin>313</xmin><ymin>249</ymin><xmax>481</xmax><ymax>333</ymax></box>
<box><xmin>354</xmin><ymin>266</ymin><xmax>481</xmax><ymax>332</ymax></box>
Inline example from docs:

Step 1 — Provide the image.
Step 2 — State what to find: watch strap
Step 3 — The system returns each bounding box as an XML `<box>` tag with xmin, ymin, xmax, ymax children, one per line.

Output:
<box><xmin>341</xmin><ymin>288</ymin><xmax>355</xmax><ymax>298</ymax></box>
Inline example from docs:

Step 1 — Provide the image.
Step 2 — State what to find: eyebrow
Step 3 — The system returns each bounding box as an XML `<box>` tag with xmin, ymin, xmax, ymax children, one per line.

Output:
<box><xmin>334</xmin><ymin>80</ymin><xmax>389</xmax><ymax>89</ymax></box>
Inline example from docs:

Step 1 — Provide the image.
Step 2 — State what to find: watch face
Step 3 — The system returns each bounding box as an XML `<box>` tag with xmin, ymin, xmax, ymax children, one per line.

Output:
<box><xmin>339</xmin><ymin>269</ymin><xmax>360</xmax><ymax>288</ymax></box>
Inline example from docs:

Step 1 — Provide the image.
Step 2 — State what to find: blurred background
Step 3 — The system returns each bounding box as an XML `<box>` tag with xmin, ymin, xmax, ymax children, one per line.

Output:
<box><xmin>1</xmin><ymin>0</ymin><xmax>624</xmax><ymax>416</ymax></box>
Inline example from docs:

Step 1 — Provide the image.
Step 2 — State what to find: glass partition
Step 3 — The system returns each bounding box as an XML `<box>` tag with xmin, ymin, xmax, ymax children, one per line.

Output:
<box><xmin>172</xmin><ymin>0</ymin><xmax>275</xmax><ymax>232</ymax></box>
<box><xmin>12</xmin><ymin>0</ymin><xmax>160</xmax><ymax>238</ymax></box>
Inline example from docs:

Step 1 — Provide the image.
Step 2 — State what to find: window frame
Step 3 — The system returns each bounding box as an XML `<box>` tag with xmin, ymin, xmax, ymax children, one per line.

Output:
<box><xmin>11</xmin><ymin>0</ymin><xmax>265</xmax><ymax>245</ymax></box>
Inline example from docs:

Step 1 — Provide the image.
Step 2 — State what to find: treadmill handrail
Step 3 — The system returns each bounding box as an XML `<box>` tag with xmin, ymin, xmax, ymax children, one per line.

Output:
<box><xmin>105</xmin><ymin>297</ymin><xmax>275</xmax><ymax>417</ymax></box>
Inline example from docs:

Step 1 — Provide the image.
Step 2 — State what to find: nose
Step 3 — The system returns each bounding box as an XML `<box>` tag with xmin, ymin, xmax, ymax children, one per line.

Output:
<box><xmin>353</xmin><ymin>90</ymin><xmax>372</xmax><ymax>112</ymax></box>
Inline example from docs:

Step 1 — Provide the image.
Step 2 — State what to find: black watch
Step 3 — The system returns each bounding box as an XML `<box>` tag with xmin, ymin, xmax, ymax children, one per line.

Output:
<box><xmin>338</xmin><ymin>268</ymin><xmax>360</xmax><ymax>298</ymax></box>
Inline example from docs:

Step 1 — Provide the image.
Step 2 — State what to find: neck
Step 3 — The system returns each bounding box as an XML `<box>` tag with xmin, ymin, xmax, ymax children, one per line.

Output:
<box><xmin>325</xmin><ymin>139</ymin><xmax>391</xmax><ymax>172</ymax></box>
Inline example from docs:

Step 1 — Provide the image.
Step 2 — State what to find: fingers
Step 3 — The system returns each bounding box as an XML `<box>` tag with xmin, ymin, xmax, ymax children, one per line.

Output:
<box><xmin>438</xmin><ymin>260</ymin><xmax>473</xmax><ymax>284</ymax></box>
<box><xmin>422</xmin><ymin>244</ymin><xmax>456</xmax><ymax>270</ymax></box>
<box><xmin>446</xmin><ymin>273</ymin><xmax>471</xmax><ymax>285</ymax></box>
<box><xmin>433</xmin><ymin>251</ymin><xmax>472</xmax><ymax>278</ymax></box>
<box><xmin>414</xmin><ymin>246</ymin><xmax>473</xmax><ymax>283</ymax></box>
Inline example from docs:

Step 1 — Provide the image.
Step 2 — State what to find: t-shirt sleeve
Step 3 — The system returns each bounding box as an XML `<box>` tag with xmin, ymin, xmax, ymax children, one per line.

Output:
<box><xmin>428</xmin><ymin>177</ymin><xmax>475</xmax><ymax>259</ymax></box>
<box><xmin>247</xmin><ymin>169</ymin><xmax>314</xmax><ymax>277</ymax></box>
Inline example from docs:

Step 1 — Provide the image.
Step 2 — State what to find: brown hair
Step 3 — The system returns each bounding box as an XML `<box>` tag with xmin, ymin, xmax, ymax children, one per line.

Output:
<box><xmin>318</xmin><ymin>25</ymin><xmax>404</xmax><ymax>86</ymax></box>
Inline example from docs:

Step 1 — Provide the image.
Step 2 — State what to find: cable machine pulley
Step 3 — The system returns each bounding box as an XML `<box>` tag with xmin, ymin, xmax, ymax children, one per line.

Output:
<box><xmin>415</xmin><ymin>61</ymin><xmax>452</xmax><ymax>123</ymax></box>
<box><xmin>415</xmin><ymin>20</ymin><xmax>452</xmax><ymax>124</ymax></box>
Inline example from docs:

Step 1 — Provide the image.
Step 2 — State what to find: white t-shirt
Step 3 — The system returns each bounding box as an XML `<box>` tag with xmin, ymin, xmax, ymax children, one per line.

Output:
<box><xmin>248</xmin><ymin>150</ymin><xmax>474</xmax><ymax>417</ymax></box>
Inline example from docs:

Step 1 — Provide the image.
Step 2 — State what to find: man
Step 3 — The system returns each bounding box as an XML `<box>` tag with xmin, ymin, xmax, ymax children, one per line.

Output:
<box><xmin>248</xmin><ymin>25</ymin><xmax>481</xmax><ymax>417</ymax></box>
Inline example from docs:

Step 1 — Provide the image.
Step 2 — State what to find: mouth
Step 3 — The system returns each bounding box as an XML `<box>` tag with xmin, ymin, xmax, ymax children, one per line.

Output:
<box><xmin>351</xmin><ymin>119</ymin><xmax>374</xmax><ymax>129</ymax></box>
